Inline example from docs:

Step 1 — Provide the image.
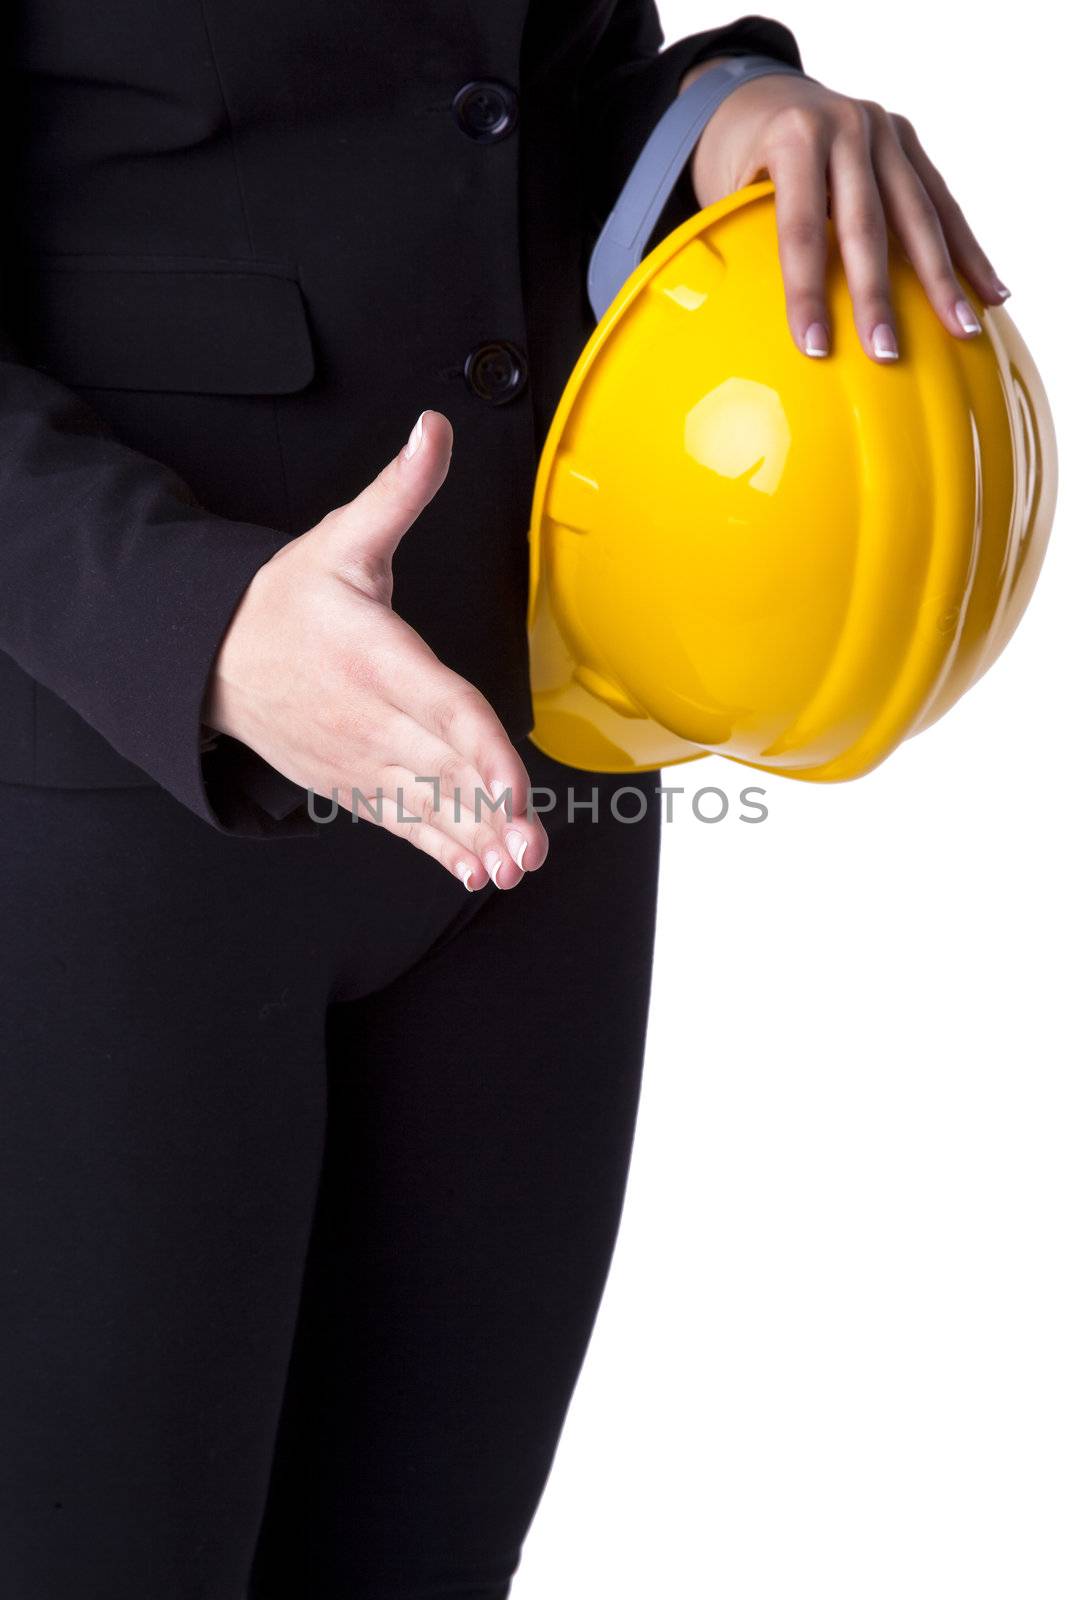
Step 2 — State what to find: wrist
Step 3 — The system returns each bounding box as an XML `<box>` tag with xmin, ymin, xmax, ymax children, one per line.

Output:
<box><xmin>678</xmin><ymin>55</ymin><xmax>732</xmax><ymax>98</ymax></box>
<box><xmin>200</xmin><ymin>669</ymin><xmax>240</xmax><ymax>743</ymax></box>
<box><xmin>200</xmin><ymin>562</ymin><xmax>271</xmax><ymax>742</ymax></box>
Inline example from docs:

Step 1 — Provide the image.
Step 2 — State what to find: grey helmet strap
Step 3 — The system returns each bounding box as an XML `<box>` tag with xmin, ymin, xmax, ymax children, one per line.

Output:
<box><xmin>586</xmin><ymin>52</ymin><xmax>807</xmax><ymax>322</ymax></box>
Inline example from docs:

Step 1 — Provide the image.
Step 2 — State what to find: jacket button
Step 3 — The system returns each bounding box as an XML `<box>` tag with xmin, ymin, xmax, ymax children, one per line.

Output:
<box><xmin>452</xmin><ymin>79</ymin><xmax>518</xmax><ymax>143</ymax></box>
<box><xmin>464</xmin><ymin>341</ymin><xmax>528</xmax><ymax>405</ymax></box>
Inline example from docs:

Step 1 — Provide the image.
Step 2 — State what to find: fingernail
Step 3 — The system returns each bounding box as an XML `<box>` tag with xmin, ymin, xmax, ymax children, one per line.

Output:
<box><xmin>804</xmin><ymin>322</ymin><xmax>829</xmax><ymax>358</ymax></box>
<box><xmin>871</xmin><ymin>323</ymin><xmax>899</xmax><ymax>361</ymax></box>
<box><xmin>954</xmin><ymin>298</ymin><xmax>981</xmax><ymax>335</ymax></box>
<box><xmin>993</xmin><ymin>280</ymin><xmax>1011</xmax><ymax>302</ymax></box>
<box><xmin>487</xmin><ymin>777</ymin><xmax>512</xmax><ymax>820</ymax></box>
<box><xmin>403</xmin><ymin>411</ymin><xmax>426</xmax><ymax>459</ymax></box>
<box><xmin>455</xmin><ymin>860</ymin><xmax>475</xmax><ymax>891</ymax></box>
<box><xmin>485</xmin><ymin>849</ymin><xmax>504</xmax><ymax>887</ymax></box>
<box><xmin>505</xmin><ymin>830</ymin><xmax>528</xmax><ymax>869</ymax></box>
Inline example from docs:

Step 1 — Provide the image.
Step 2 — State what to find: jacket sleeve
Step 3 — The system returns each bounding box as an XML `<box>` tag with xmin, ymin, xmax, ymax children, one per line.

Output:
<box><xmin>0</xmin><ymin>325</ymin><xmax>317</xmax><ymax>837</ymax></box>
<box><xmin>576</xmin><ymin>7</ymin><xmax>804</xmax><ymax>231</ymax></box>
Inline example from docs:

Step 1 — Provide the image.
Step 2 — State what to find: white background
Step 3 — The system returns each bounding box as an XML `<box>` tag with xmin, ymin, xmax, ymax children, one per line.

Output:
<box><xmin>518</xmin><ymin>3</ymin><xmax>1066</xmax><ymax>1596</ymax></box>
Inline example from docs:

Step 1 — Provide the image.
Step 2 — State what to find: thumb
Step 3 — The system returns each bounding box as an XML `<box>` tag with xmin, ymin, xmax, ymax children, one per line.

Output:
<box><xmin>315</xmin><ymin>409</ymin><xmax>454</xmax><ymax>583</ymax></box>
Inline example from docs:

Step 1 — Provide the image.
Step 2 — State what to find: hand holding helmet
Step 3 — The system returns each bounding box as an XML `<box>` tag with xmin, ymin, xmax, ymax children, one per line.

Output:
<box><xmin>529</xmin><ymin>63</ymin><xmax>1055</xmax><ymax>782</ymax></box>
<box><xmin>682</xmin><ymin>58</ymin><xmax>1010</xmax><ymax>360</ymax></box>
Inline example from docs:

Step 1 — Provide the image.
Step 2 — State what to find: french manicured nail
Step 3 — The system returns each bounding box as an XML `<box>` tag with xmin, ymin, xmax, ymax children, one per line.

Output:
<box><xmin>954</xmin><ymin>299</ymin><xmax>981</xmax><ymax>334</ymax></box>
<box><xmin>403</xmin><ymin>411</ymin><xmax>426</xmax><ymax>459</ymax></box>
<box><xmin>872</xmin><ymin>323</ymin><xmax>899</xmax><ymax>361</ymax></box>
<box><xmin>455</xmin><ymin>860</ymin><xmax>475</xmax><ymax>891</ymax></box>
<box><xmin>484</xmin><ymin>850</ymin><xmax>504</xmax><ymax>887</ymax></box>
<box><xmin>505</xmin><ymin>830</ymin><xmax>528</xmax><ymax>869</ymax></box>
<box><xmin>487</xmin><ymin>777</ymin><xmax>513</xmax><ymax>822</ymax></box>
<box><xmin>804</xmin><ymin>322</ymin><xmax>829</xmax><ymax>358</ymax></box>
<box><xmin>993</xmin><ymin>280</ymin><xmax>1011</xmax><ymax>302</ymax></box>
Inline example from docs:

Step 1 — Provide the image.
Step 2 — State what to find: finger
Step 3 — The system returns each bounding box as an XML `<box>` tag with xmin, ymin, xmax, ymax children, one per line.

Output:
<box><xmin>869</xmin><ymin>116</ymin><xmax>983</xmax><ymax>339</ymax></box>
<box><xmin>765</xmin><ymin>112</ymin><xmax>832</xmax><ymax>356</ymax></box>
<box><xmin>316</xmin><ymin>409</ymin><xmax>454</xmax><ymax>587</ymax></box>
<box><xmin>338</xmin><ymin>605</ymin><xmax>551</xmax><ymax>877</ymax></box>
<box><xmin>386</xmin><ymin>710</ymin><xmax>550</xmax><ymax>876</ymax></box>
<box><xmin>827</xmin><ymin>111</ymin><xmax>898</xmax><ymax>363</ymax></box>
<box><xmin>384</xmin><ymin>649</ymin><xmax>551</xmax><ymax>856</ymax></box>
<box><xmin>376</xmin><ymin>768</ymin><xmax>529</xmax><ymax>891</ymax></box>
<box><xmin>892</xmin><ymin>116</ymin><xmax>1010</xmax><ymax>306</ymax></box>
<box><xmin>355</xmin><ymin>780</ymin><xmax>494</xmax><ymax>892</ymax></box>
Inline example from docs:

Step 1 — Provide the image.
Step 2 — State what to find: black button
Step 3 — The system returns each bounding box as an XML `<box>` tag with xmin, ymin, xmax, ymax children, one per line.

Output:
<box><xmin>452</xmin><ymin>79</ymin><xmax>518</xmax><ymax>143</ymax></box>
<box><xmin>464</xmin><ymin>341</ymin><xmax>528</xmax><ymax>405</ymax></box>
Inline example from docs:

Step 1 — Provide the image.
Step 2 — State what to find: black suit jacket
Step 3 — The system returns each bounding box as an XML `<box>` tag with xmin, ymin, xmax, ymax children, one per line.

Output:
<box><xmin>0</xmin><ymin>1</ymin><xmax>800</xmax><ymax>834</ymax></box>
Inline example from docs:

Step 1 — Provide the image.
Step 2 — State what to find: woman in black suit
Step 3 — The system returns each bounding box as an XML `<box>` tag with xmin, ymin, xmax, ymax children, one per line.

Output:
<box><xmin>0</xmin><ymin>4</ymin><xmax>1004</xmax><ymax>1594</ymax></box>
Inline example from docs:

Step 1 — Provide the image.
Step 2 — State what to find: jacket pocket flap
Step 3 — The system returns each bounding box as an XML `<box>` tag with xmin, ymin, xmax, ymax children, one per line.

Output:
<box><xmin>26</xmin><ymin>256</ymin><xmax>316</xmax><ymax>395</ymax></box>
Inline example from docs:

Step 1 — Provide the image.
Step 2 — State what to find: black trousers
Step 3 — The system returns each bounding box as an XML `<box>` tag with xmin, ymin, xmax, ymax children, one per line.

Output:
<box><xmin>0</xmin><ymin>739</ymin><xmax>662</xmax><ymax>1600</ymax></box>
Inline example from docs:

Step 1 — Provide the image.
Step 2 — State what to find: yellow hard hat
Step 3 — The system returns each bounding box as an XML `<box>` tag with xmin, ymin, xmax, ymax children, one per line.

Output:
<box><xmin>528</xmin><ymin>80</ymin><xmax>1055</xmax><ymax>781</ymax></box>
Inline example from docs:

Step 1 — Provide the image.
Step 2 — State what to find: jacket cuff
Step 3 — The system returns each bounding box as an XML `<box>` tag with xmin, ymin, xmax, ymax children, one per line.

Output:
<box><xmin>201</xmin><ymin>738</ymin><xmax>316</xmax><ymax>833</ymax></box>
<box><xmin>581</xmin><ymin>14</ymin><xmax>804</xmax><ymax>232</ymax></box>
<box><xmin>124</xmin><ymin>512</ymin><xmax>318</xmax><ymax>837</ymax></box>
